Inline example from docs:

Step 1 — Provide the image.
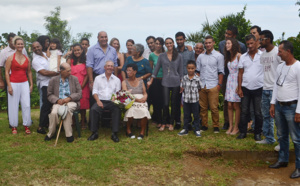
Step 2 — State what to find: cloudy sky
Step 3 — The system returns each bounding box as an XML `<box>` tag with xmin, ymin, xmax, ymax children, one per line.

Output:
<box><xmin>0</xmin><ymin>0</ymin><xmax>299</xmax><ymax>52</ymax></box>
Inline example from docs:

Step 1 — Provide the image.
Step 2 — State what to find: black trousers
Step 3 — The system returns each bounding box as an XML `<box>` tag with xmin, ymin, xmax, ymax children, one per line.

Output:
<box><xmin>150</xmin><ymin>78</ymin><xmax>163</xmax><ymax>124</ymax></box>
<box><xmin>162</xmin><ymin>86</ymin><xmax>180</xmax><ymax>125</ymax></box>
<box><xmin>39</xmin><ymin>86</ymin><xmax>52</xmax><ymax>128</ymax></box>
<box><xmin>238</xmin><ymin>87</ymin><xmax>263</xmax><ymax>134</ymax></box>
<box><xmin>90</xmin><ymin>100</ymin><xmax>120</xmax><ymax>133</ymax></box>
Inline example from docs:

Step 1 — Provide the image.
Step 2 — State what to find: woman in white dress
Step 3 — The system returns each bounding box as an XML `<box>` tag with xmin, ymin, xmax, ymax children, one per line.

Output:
<box><xmin>122</xmin><ymin>63</ymin><xmax>151</xmax><ymax>140</ymax></box>
<box><xmin>224</xmin><ymin>38</ymin><xmax>241</xmax><ymax>135</ymax></box>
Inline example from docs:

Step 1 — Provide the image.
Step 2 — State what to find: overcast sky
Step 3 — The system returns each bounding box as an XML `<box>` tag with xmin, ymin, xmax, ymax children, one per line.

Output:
<box><xmin>0</xmin><ymin>0</ymin><xmax>299</xmax><ymax>52</ymax></box>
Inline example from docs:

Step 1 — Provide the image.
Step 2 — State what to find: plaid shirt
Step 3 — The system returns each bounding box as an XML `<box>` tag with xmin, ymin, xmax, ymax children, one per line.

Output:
<box><xmin>180</xmin><ymin>74</ymin><xmax>201</xmax><ymax>103</ymax></box>
<box><xmin>59</xmin><ymin>77</ymin><xmax>70</xmax><ymax>99</ymax></box>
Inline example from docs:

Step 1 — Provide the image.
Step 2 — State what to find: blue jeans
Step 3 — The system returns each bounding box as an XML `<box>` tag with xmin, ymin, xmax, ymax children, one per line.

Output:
<box><xmin>183</xmin><ymin>102</ymin><xmax>200</xmax><ymax>131</ymax></box>
<box><xmin>261</xmin><ymin>90</ymin><xmax>276</xmax><ymax>143</ymax></box>
<box><xmin>275</xmin><ymin>102</ymin><xmax>300</xmax><ymax>168</ymax></box>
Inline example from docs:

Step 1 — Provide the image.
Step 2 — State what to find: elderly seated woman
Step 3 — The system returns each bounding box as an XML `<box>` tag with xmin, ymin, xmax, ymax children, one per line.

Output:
<box><xmin>122</xmin><ymin>63</ymin><xmax>151</xmax><ymax>140</ymax></box>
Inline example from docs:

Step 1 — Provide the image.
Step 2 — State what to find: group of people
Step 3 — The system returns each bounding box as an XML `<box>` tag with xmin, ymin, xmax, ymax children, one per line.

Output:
<box><xmin>0</xmin><ymin>24</ymin><xmax>299</xmax><ymax>179</ymax></box>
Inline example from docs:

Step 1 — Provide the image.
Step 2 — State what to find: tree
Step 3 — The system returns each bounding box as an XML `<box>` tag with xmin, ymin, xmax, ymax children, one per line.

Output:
<box><xmin>44</xmin><ymin>6</ymin><xmax>71</xmax><ymax>51</ymax></box>
<box><xmin>71</xmin><ymin>32</ymin><xmax>93</xmax><ymax>45</ymax></box>
<box><xmin>186</xmin><ymin>5</ymin><xmax>252</xmax><ymax>50</ymax></box>
<box><xmin>297</xmin><ymin>0</ymin><xmax>300</xmax><ymax>17</ymax></box>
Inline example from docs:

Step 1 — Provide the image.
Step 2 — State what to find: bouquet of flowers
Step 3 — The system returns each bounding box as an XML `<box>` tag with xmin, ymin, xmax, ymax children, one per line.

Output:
<box><xmin>111</xmin><ymin>90</ymin><xmax>135</xmax><ymax>110</ymax></box>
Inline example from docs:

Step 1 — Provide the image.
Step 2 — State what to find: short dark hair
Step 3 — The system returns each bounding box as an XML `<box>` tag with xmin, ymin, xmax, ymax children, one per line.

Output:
<box><xmin>80</xmin><ymin>38</ymin><xmax>89</xmax><ymax>44</ymax></box>
<box><xmin>250</xmin><ymin>25</ymin><xmax>261</xmax><ymax>33</ymax></box>
<box><xmin>259</xmin><ymin>30</ymin><xmax>274</xmax><ymax>43</ymax></box>
<box><xmin>205</xmin><ymin>35</ymin><xmax>214</xmax><ymax>41</ymax></box>
<box><xmin>126</xmin><ymin>39</ymin><xmax>135</xmax><ymax>45</ymax></box>
<box><xmin>175</xmin><ymin>32</ymin><xmax>186</xmax><ymax>39</ymax></box>
<box><xmin>279</xmin><ymin>40</ymin><xmax>294</xmax><ymax>54</ymax></box>
<box><xmin>126</xmin><ymin>63</ymin><xmax>138</xmax><ymax>72</ymax></box>
<box><xmin>37</xmin><ymin>35</ymin><xmax>50</xmax><ymax>51</ymax></box>
<box><xmin>146</xmin><ymin>36</ymin><xmax>155</xmax><ymax>42</ymax></box>
<box><xmin>227</xmin><ymin>25</ymin><xmax>238</xmax><ymax>36</ymax></box>
<box><xmin>187</xmin><ymin>60</ymin><xmax>196</xmax><ymax>67</ymax></box>
<box><xmin>7</xmin><ymin>32</ymin><xmax>16</xmax><ymax>41</ymax></box>
<box><xmin>245</xmin><ymin>34</ymin><xmax>256</xmax><ymax>42</ymax></box>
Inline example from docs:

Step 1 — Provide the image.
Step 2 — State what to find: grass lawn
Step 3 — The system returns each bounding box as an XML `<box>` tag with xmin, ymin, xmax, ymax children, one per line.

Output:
<box><xmin>0</xmin><ymin>109</ymin><xmax>285</xmax><ymax>185</ymax></box>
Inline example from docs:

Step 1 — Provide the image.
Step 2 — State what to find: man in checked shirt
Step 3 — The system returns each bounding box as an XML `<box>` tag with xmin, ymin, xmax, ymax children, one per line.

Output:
<box><xmin>178</xmin><ymin>60</ymin><xmax>201</xmax><ymax>137</ymax></box>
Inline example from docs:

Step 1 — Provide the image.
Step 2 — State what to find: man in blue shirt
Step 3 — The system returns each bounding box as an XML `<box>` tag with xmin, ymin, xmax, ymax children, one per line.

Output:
<box><xmin>86</xmin><ymin>31</ymin><xmax>118</xmax><ymax>111</ymax></box>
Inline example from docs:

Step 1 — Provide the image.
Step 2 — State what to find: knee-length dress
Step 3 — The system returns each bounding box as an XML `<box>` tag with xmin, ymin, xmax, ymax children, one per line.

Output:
<box><xmin>70</xmin><ymin>60</ymin><xmax>90</xmax><ymax>109</ymax></box>
<box><xmin>123</xmin><ymin>79</ymin><xmax>151</xmax><ymax>121</ymax></box>
<box><xmin>225</xmin><ymin>57</ymin><xmax>241</xmax><ymax>102</ymax></box>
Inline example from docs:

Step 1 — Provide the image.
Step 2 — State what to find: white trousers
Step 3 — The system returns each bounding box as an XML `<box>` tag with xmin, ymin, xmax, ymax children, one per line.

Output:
<box><xmin>7</xmin><ymin>81</ymin><xmax>31</xmax><ymax>127</ymax></box>
<box><xmin>48</xmin><ymin>102</ymin><xmax>77</xmax><ymax>138</ymax></box>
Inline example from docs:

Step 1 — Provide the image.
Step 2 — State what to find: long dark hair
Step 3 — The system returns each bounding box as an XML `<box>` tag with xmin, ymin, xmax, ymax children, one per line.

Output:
<box><xmin>37</xmin><ymin>35</ymin><xmax>50</xmax><ymax>52</ymax></box>
<box><xmin>165</xmin><ymin>37</ymin><xmax>178</xmax><ymax>61</ymax></box>
<box><xmin>50</xmin><ymin>38</ymin><xmax>62</xmax><ymax>51</ymax></box>
<box><xmin>71</xmin><ymin>43</ymin><xmax>86</xmax><ymax>65</ymax></box>
<box><xmin>155</xmin><ymin>37</ymin><xmax>165</xmax><ymax>53</ymax></box>
<box><xmin>224</xmin><ymin>38</ymin><xmax>240</xmax><ymax>66</ymax></box>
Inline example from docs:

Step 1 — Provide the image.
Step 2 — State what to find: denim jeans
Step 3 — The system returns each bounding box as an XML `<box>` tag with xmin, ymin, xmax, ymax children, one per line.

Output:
<box><xmin>183</xmin><ymin>102</ymin><xmax>200</xmax><ymax>131</ymax></box>
<box><xmin>261</xmin><ymin>90</ymin><xmax>276</xmax><ymax>143</ymax></box>
<box><xmin>239</xmin><ymin>87</ymin><xmax>263</xmax><ymax>134</ymax></box>
<box><xmin>275</xmin><ymin>102</ymin><xmax>300</xmax><ymax>168</ymax></box>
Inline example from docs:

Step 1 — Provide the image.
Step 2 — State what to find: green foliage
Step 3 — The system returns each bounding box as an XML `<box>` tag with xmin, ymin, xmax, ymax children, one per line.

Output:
<box><xmin>297</xmin><ymin>0</ymin><xmax>300</xmax><ymax>17</ymax></box>
<box><xmin>44</xmin><ymin>6</ymin><xmax>71</xmax><ymax>51</ymax></box>
<box><xmin>71</xmin><ymin>32</ymin><xmax>93</xmax><ymax>45</ymax></box>
<box><xmin>186</xmin><ymin>5</ymin><xmax>252</xmax><ymax>50</ymax></box>
<box><xmin>287</xmin><ymin>32</ymin><xmax>300</xmax><ymax>60</ymax></box>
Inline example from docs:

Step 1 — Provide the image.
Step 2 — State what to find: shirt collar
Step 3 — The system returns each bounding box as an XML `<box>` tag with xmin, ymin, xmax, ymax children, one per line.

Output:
<box><xmin>185</xmin><ymin>74</ymin><xmax>199</xmax><ymax>80</ymax></box>
<box><xmin>245</xmin><ymin>49</ymin><xmax>263</xmax><ymax>57</ymax></box>
<box><xmin>205</xmin><ymin>49</ymin><xmax>216</xmax><ymax>55</ymax></box>
<box><xmin>60</xmin><ymin>76</ymin><xmax>69</xmax><ymax>83</ymax></box>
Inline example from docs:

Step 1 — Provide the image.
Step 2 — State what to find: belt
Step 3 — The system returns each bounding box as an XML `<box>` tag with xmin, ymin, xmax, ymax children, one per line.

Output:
<box><xmin>278</xmin><ymin>100</ymin><xmax>298</xmax><ymax>106</ymax></box>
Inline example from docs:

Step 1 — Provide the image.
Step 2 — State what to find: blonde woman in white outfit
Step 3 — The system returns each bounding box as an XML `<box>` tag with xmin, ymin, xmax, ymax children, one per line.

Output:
<box><xmin>5</xmin><ymin>36</ymin><xmax>33</xmax><ymax>134</ymax></box>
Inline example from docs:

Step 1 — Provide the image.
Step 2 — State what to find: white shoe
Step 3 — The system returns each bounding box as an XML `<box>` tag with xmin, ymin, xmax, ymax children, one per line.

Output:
<box><xmin>256</xmin><ymin>139</ymin><xmax>271</xmax><ymax>144</ymax></box>
<box><xmin>274</xmin><ymin>144</ymin><xmax>280</xmax><ymax>152</ymax></box>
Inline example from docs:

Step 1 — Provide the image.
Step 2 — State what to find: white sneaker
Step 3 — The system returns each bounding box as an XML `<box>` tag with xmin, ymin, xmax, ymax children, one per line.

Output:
<box><xmin>274</xmin><ymin>144</ymin><xmax>280</xmax><ymax>152</ymax></box>
<box><xmin>195</xmin><ymin>131</ymin><xmax>201</xmax><ymax>137</ymax></box>
<box><xmin>178</xmin><ymin>129</ymin><xmax>188</xmax><ymax>136</ymax></box>
<box><xmin>256</xmin><ymin>139</ymin><xmax>271</xmax><ymax>144</ymax></box>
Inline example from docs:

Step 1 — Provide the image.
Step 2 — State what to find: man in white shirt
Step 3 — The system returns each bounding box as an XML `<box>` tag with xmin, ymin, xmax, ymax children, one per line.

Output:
<box><xmin>142</xmin><ymin>36</ymin><xmax>155</xmax><ymax>60</ymax></box>
<box><xmin>32</xmin><ymin>41</ymin><xmax>59</xmax><ymax>134</ymax></box>
<box><xmin>269</xmin><ymin>40</ymin><xmax>300</xmax><ymax>179</ymax></box>
<box><xmin>88</xmin><ymin>61</ymin><xmax>121</xmax><ymax>142</ymax></box>
<box><xmin>256</xmin><ymin>30</ymin><xmax>282</xmax><ymax>145</ymax></box>
<box><xmin>237</xmin><ymin>34</ymin><xmax>264</xmax><ymax>141</ymax></box>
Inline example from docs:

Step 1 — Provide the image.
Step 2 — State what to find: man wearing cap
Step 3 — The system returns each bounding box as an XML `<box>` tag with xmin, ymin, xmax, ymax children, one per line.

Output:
<box><xmin>46</xmin><ymin>63</ymin><xmax>82</xmax><ymax>142</ymax></box>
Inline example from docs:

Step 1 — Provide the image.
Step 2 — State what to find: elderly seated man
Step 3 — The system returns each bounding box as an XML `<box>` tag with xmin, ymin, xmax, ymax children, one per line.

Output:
<box><xmin>87</xmin><ymin>60</ymin><xmax>121</xmax><ymax>142</ymax></box>
<box><xmin>46</xmin><ymin>63</ymin><xmax>82</xmax><ymax>142</ymax></box>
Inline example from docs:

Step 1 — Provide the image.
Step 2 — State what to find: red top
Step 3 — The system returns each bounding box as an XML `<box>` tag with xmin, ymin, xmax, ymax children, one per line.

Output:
<box><xmin>10</xmin><ymin>53</ymin><xmax>29</xmax><ymax>83</ymax></box>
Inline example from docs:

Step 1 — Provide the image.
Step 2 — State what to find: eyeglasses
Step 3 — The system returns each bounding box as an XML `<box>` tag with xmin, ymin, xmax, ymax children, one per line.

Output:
<box><xmin>276</xmin><ymin>65</ymin><xmax>291</xmax><ymax>86</ymax></box>
<box><xmin>259</xmin><ymin>38</ymin><xmax>268</xmax><ymax>42</ymax></box>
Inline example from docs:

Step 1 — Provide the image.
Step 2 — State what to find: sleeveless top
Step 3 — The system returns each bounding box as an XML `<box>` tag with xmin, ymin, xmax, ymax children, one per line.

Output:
<box><xmin>125</xmin><ymin>79</ymin><xmax>143</xmax><ymax>94</ymax></box>
<box><xmin>10</xmin><ymin>53</ymin><xmax>29</xmax><ymax>83</ymax></box>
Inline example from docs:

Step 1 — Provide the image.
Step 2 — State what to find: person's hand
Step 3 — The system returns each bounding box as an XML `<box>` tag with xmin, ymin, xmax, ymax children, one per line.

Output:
<box><xmin>295</xmin><ymin>113</ymin><xmax>300</xmax><ymax>123</ymax></box>
<box><xmin>180</xmin><ymin>87</ymin><xmax>184</xmax><ymax>93</ymax></box>
<box><xmin>238</xmin><ymin>88</ymin><xmax>243</xmax><ymax>98</ymax></box>
<box><xmin>0</xmin><ymin>80</ymin><xmax>4</xmax><ymax>90</ymax></box>
<box><xmin>63</xmin><ymin>97</ymin><xmax>71</xmax><ymax>104</ymax></box>
<box><xmin>57</xmin><ymin>99</ymin><xmax>64</xmax><ymax>105</ymax></box>
<box><xmin>137</xmin><ymin>97</ymin><xmax>147</xmax><ymax>103</ymax></box>
<box><xmin>147</xmin><ymin>81</ymin><xmax>152</xmax><ymax>89</ymax></box>
<box><xmin>97</xmin><ymin>100</ymin><xmax>104</xmax><ymax>108</ymax></box>
<box><xmin>8</xmin><ymin>86</ymin><xmax>13</xmax><ymax>95</ymax></box>
<box><xmin>29</xmin><ymin>85</ymin><xmax>33</xmax><ymax>94</ymax></box>
<box><xmin>217</xmin><ymin>85</ymin><xmax>221</xmax><ymax>92</ymax></box>
<box><xmin>186</xmin><ymin>45</ymin><xmax>193</xmax><ymax>51</ymax></box>
<box><xmin>270</xmin><ymin>104</ymin><xmax>275</xmax><ymax>118</ymax></box>
<box><xmin>89</xmin><ymin>81</ymin><xmax>93</xmax><ymax>90</ymax></box>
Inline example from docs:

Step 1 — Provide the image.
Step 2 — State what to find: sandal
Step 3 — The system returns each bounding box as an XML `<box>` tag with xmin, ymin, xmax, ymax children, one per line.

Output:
<box><xmin>168</xmin><ymin>125</ymin><xmax>174</xmax><ymax>131</ymax></box>
<box><xmin>12</xmin><ymin>127</ymin><xmax>17</xmax><ymax>134</ymax></box>
<box><xmin>159</xmin><ymin>125</ymin><xmax>165</xmax><ymax>131</ymax></box>
<box><xmin>24</xmin><ymin>126</ymin><xmax>31</xmax><ymax>134</ymax></box>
